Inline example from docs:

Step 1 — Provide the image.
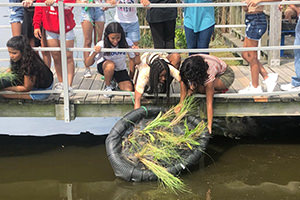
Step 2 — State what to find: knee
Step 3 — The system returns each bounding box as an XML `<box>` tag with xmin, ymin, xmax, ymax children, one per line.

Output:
<box><xmin>103</xmin><ymin>61</ymin><xmax>115</xmax><ymax>71</ymax></box>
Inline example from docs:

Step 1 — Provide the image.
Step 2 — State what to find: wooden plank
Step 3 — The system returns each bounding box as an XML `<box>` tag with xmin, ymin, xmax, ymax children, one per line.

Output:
<box><xmin>85</xmin><ymin>73</ymin><xmax>102</xmax><ymax>103</ymax></box>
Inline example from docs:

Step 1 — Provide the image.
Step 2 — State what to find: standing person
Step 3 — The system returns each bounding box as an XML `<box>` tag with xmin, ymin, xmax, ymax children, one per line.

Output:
<box><xmin>80</xmin><ymin>0</ymin><xmax>106</xmax><ymax>78</ymax></box>
<box><xmin>22</xmin><ymin>0</ymin><xmax>52</xmax><ymax>68</ymax></box>
<box><xmin>134</xmin><ymin>52</ymin><xmax>181</xmax><ymax>109</ymax></box>
<box><xmin>175</xmin><ymin>54</ymin><xmax>235</xmax><ymax>134</ymax></box>
<box><xmin>9</xmin><ymin>0</ymin><xmax>24</xmax><ymax>36</ymax></box>
<box><xmin>239</xmin><ymin>0</ymin><xmax>279</xmax><ymax>94</ymax></box>
<box><xmin>0</xmin><ymin>36</ymin><xmax>53</xmax><ymax>100</ymax></box>
<box><xmin>140</xmin><ymin>0</ymin><xmax>177</xmax><ymax>49</ymax></box>
<box><xmin>281</xmin><ymin>1</ymin><xmax>300</xmax><ymax>91</ymax></box>
<box><xmin>85</xmin><ymin>22</ymin><xmax>138</xmax><ymax>98</ymax></box>
<box><xmin>33</xmin><ymin>0</ymin><xmax>77</xmax><ymax>90</ymax></box>
<box><xmin>183</xmin><ymin>0</ymin><xmax>215</xmax><ymax>55</ymax></box>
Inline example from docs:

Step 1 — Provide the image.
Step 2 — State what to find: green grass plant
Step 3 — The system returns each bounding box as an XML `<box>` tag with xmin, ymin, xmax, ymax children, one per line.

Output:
<box><xmin>122</xmin><ymin>96</ymin><xmax>207</xmax><ymax>193</ymax></box>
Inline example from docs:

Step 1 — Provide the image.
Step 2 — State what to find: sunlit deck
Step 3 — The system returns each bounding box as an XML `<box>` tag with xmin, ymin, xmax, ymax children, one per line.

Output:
<box><xmin>0</xmin><ymin>60</ymin><xmax>300</xmax><ymax>120</ymax></box>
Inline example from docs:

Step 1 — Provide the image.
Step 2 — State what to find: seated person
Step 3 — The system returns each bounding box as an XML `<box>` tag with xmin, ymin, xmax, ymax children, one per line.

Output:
<box><xmin>134</xmin><ymin>52</ymin><xmax>181</xmax><ymax>109</ymax></box>
<box><xmin>175</xmin><ymin>54</ymin><xmax>235</xmax><ymax>134</ymax></box>
<box><xmin>0</xmin><ymin>35</ymin><xmax>53</xmax><ymax>100</ymax></box>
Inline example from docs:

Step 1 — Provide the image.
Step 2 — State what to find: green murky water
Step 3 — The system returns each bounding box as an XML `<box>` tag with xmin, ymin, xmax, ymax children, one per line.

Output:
<box><xmin>0</xmin><ymin>117</ymin><xmax>300</xmax><ymax>200</ymax></box>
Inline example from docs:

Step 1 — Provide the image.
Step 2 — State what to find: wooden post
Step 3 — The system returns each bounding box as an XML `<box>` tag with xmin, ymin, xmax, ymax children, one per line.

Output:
<box><xmin>268</xmin><ymin>4</ymin><xmax>282</xmax><ymax>66</ymax></box>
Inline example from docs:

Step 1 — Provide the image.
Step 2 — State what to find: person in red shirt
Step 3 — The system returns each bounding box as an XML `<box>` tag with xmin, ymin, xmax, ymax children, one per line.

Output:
<box><xmin>33</xmin><ymin>0</ymin><xmax>78</xmax><ymax>90</ymax></box>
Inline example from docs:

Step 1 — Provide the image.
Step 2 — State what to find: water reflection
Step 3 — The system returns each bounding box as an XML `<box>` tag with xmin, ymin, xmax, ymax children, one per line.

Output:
<box><xmin>0</xmin><ymin>117</ymin><xmax>300</xmax><ymax>199</ymax></box>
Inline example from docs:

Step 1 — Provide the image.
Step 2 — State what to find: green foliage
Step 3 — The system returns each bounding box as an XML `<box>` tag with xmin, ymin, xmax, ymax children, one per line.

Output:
<box><xmin>175</xmin><ymin>17</ymin><xmax>187</xmax><ymax>49</ymax></box>
<box><xmin>123</xmin><ymin>96</ymin><xmax>207</xmax><ymax>193</ymax></box>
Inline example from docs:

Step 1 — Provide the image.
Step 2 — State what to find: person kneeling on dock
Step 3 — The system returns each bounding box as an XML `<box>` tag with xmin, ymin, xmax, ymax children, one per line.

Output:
<box><xmin>85</xmin><ymin>22</ymin><xmax>139</xmax><ymax>98</ymax></box>
<box><xmin>175</xmin><ymin>54</ymin><xmax>235</xmax><ymax>134</ymax></box>
<box><xmin>134</xmin><ymin>52</ymin><xmax>181</xmax><ymax>109</ymax></box>
<box><xmin>0</xmin><ymin>36</ymin><xmax>53</xmax><ymax>100</ymax></box>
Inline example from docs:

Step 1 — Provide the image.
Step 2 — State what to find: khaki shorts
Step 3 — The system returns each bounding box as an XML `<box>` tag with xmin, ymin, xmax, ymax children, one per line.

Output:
<box><xmin>216</xmin><ymin>66</ymin><xmax>235</xmax><ymax>89</ymax></box>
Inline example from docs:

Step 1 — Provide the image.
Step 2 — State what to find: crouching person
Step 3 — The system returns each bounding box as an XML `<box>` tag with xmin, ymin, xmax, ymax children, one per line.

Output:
<box><xmin>175</xmin><ymin>54</ymin><xmax>235</xmax><ymax>134</ymax></box>
<box><xmin>134</xmin><ymin>52</ymin><xmax>181</xmax><ymax>109</ymax></box>
<box><xmin>85</xmin><ymin>22</ymin><xmax>138</xmax><ymax>98</ymax></box>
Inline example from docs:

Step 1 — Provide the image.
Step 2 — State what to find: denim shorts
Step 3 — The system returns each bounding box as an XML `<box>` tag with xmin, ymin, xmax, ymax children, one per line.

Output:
<box><xmin>30</xmin><ymin>82</ymin><xmax>53</xmax><ymax>100</ymax></box>
<box><xmin>245</xmin><ymin>12</ymin><xmax>267</xmax><ymax>40</ymax></box>
<box><xmin>9</xmin><ymin>0</ymin><xmax>24</xmax><ymax>23</ymax></box>
<box><xmin>46</xmin><ymin>29</ymin><xmax>75</xmax><ymax>41</ymax></box>
<box><xmin>120</xmin><ymin>21</ymin><xmax>141</xmax><ymax>43</ymax></box>
<box><xmin>81</xmin><ymin>7</ymin><xmax>105</xmax><ymax>23</ymax></box>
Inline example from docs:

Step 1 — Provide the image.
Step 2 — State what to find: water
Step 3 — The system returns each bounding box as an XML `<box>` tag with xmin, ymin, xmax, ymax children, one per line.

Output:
<box><xmin>1</xmin><ymin>5</ymin><xmax>300</xmax><ymax>200</ymax></box>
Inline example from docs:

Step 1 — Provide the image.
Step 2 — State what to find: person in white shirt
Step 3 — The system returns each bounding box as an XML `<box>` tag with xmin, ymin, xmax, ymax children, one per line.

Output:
<box><xmin>85</xmin><ymin>22</ymin><xmax>139</xmax><ymax>98</ymax></box>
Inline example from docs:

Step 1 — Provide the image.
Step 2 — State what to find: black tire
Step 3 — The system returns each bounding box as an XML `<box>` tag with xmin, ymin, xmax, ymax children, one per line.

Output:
<box><xmin>105</xmin><ymin>106</ymin><xmax>210</xmax><ymax>182</ymax></box>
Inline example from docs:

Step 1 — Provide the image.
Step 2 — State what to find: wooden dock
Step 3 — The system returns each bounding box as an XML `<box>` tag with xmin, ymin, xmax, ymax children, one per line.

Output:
<box><xmin>0</xmin><ymin>61</ymin><xmax>300</xmax><ymax>120</ymax></box>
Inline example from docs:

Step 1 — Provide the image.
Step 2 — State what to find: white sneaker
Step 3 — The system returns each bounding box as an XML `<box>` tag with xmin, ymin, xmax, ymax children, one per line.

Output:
<box><xmin>103</xmin><ymin>85</ymin><xmax>114</xmax><ymax>98</ymax></box>
<box><xmin>280</xmin><ymin>83</ymin><xmax>300</xmax><ymax>91</ymax></box>
<box><xmin>54</xmin><ymin>82</ymin><xmax>63</xmax><ymax>90</ymax></box>
<box><xmin>84</xmin><ymin>68</ymin><xmax>92</xmax><ymax>78</ymax></box>
<box><xmin>110</xmin><ymin>79</ymin><xmax>117</xmax><ymax>90</ymax></box>
<box><xmin>238</xmin><ymin>84</ymin><xmax>263</xmax><ymax>94</ymax></box>
<box><xmin>264</xmin><ymin>73</ymin><xmax>278</xmax><ymax>92</ymax></box>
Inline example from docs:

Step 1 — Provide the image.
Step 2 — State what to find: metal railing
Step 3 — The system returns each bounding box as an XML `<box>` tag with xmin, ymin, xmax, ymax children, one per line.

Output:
<box><xmin>0</xmin><ymin>1</ymin><xmax>298</xmax><ymax>122</ymax></box>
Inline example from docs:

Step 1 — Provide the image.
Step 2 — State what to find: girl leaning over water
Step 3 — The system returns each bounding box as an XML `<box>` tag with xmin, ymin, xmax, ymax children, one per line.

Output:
<box><xmin>0</xmin><ymin>36</ymin><xmax>53</xmax><ymax>100</ymax></box>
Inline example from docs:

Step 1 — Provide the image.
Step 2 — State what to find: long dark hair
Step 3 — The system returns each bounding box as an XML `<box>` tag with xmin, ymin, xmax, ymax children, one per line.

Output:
<box><xmin>6</xmin><ymin>35</ymin><xmax>47</xmax><ymax>82</ymax></box>
<box><xmin>146</xmin><ymin>58</ymin><xmax>171</xmax><ymax>101</ymax></box>
<box><xmin>103</xmin><ymin>22</ymin><xmax>128</xmax><ymax>55</ymax></box>
<box><xmin>180</xmin><ymin>55</ymin><xmax>209</xmax><ymax>88</ymax></box>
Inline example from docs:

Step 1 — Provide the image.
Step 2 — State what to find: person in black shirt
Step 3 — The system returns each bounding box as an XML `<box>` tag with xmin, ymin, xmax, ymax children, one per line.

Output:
<box><xmin>0</xmin><ymin>35</ymin><xmax>53</xmax><ymax>100</ymax></box>
<box><xmin>141</xmin><ymin>0</ymin><xmax>177</xmax><ymax>49</ymax></box>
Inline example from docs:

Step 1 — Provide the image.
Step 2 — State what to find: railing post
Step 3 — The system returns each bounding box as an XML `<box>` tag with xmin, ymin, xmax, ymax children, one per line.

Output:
<box><xmin>268</xmin><ymin>4</ymin><xmax>282</xmax><ymax>67</ymax></box>
<box><xmin>58</xmin><ymin>0</ymin><xmax>71</xmax><ymax>122</ymax></box>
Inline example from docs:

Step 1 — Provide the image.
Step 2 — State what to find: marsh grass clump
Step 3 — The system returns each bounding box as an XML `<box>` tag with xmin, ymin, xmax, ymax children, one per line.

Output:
<box><xmin>122</xmin><ymin>96</ymin><xmax>207</xmax><ymax>193</ymax></box>
<box><xmin>0</xmin><ymin>71</ymin><xmax>18</xmax><ymax>89</ymax></box>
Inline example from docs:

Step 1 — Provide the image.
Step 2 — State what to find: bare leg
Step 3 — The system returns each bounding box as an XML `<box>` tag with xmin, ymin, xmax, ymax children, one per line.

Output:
<box><xmin>66</xmin><ymin>40</ymin><xmax>75</xmax><ymax>86</ymax></box>
<box><xmin>47</xmin><ymin>39</ymin><xmax>63</xmax><ymax>83</ymax></box>
<box><xmin>11</xmin><ymin>22</ymin><xmax>22</xmax><ymax>36</ymax></box>
<box><xmin>118</xmin><ymin>80</ymin><xmax>133</xmax><ymax>91</ymax></box>
<box><xmin>94</xmin><ymin>21</ymin><xmax>105</xmax><ymax>44</ymax></box>
<box><xmin>81</xmin><ymin>21</ymin><xmax>94</xmax><ymax>71</ymax></box>
<box><xmin>41</xmin><ymin>28</ymin><xmax>52</xmax><ymax>68</ymax></box>
<box><xmin>242</xmin><ymin>37</ymin><xmax>268</xmax><ymax>88</ymax></box>
<box><xmin>102</xmin><ymin>60</ymin><xmax>115</xmax><ymax>86</ymax></box>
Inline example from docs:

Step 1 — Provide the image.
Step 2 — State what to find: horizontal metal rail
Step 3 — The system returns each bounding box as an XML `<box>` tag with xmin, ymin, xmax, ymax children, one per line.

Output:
<box><xmin>0</xmin><ymin>88</ymin><xmax>299</xmax><ymax>99</ymax></box>
<box><xmin>2</xmin><ymin>1</ymin><xmax>300</xmax><ymax>8</ymax></box>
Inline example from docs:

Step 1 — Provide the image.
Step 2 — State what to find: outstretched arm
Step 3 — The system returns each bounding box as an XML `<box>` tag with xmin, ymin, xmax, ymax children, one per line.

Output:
<box><xmin>205</xmin><ymin>82</ymin><xmax>214</xmax><ymax>134</ymax></box>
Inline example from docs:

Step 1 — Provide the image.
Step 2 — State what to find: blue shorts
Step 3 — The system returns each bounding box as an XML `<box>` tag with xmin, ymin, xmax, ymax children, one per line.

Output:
<box><xmin>120</xmin><ymin>21</ymin><xmax>141</xmax><ymax>43</ymax></box>
<box><xmin>80</xmin><ymin>7</ymin><xmax>105</xmax><ymax>23</ymax></box>
<box><xmin>30</xmin><ymin>83</ymin><xmax>53</xmax><ymax>100</ymax></box>
<box><xmin>46</xmin><ymin>30</ymin><xmax>75</xmax><ymax>41</ymax></box>
<box><xmin>245</xmin><ymin>12</ymin><xmax>267</xmax><ymax>41</ymax></box>
<box><xmin>9</xmin><ymin>0</ymin><xmax>24</xmax><ymax>24</ymax></box>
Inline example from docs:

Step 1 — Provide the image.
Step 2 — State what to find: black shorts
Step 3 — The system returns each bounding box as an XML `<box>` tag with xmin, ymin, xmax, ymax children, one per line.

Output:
<box><xmin>97</xmin><ymin>60</ymin><xmax>131</xmax><ymax>83</ymax></box>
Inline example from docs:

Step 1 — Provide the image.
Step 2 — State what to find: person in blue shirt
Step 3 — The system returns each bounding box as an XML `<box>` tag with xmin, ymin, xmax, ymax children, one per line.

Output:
<box><xmin>183</xmin><ymin>0</ymin><xmax>215</xmax><ymax>55</ymax></box>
